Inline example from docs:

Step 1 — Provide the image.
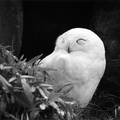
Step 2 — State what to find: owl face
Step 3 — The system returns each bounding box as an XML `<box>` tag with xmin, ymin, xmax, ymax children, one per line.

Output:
<box><xmin>55</xmin><ymin>28</ymin><xmax>105</xmax><ymax>57</ymax></box>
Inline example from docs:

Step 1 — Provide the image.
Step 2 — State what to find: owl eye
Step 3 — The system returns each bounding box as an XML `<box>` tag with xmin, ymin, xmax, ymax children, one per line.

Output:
<box><xmin>76</xmin><ymin>39</ymin><xmax>86</xmax><ymax>45</ymax></box>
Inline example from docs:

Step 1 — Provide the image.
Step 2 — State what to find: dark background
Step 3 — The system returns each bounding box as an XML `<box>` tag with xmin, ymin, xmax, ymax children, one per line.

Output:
<box><xmin>20</xmin><ymin>0</ymin><xmax>95</xmax><ymax>60</ymax></box>
<box><xmin>21</xmin><ymin>0</ymin><xmax>120</xmax><ymax>60</ymax></box>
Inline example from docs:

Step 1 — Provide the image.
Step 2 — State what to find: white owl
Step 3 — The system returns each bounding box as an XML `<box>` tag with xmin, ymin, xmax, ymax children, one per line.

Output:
<box><xmin>40</xmin><ymin>28</ymin><xmax>106</xmax><ymax>108</ymax></box>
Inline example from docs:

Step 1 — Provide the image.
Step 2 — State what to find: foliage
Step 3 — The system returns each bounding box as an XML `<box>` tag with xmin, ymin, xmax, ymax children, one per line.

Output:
<box><xmin>0</xmin><ymin>45</ymin><xmax>78</xmax><ymax>120</ymax></box>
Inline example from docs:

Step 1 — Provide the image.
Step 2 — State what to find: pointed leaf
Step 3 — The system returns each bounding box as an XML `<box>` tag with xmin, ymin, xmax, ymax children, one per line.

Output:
<box><xmin>40</xmin><ymin>83</ymin><xmax>53</xmax><ymax>90</ymax></box>
<box><xmin>0</xmin><ymin>75</ymin><xmax>13</xmax><ymax>93</ymax></box>
<box><xmin>48</xmin><ymin>93</ymin><xmax>62</xmax><ymax>103</ymax></box>
<box><xmin>0</xmin><ymin>100</ymin><xmax>7</xmax><ymax>111</ymax></box>
<box><xmin>30</xmin><ymin>109</ymin><xmax>39</xmax><ymax>119</ymax></box>
<box><xmin>49</xmin><ymin>102</ymin><xmax>59</xmax><ymax>110</ymax></box>
<box><xmin>49</xmin><ymin>102</ymin><xmax>64</xmax><ymax>115</ymax></box>
<box><xmin>55</xmin><ymin>83</ymin><xmax>74</xmax><ymax>94</ymax></box>
<box><xmin>66</xmin><ymin>111</ymin><xmax>72</xmax><ymax>120</ymax></box>
<box><xmin>26</xmin><ymin>54</ymin><xmax>43</xmax><ymax>66</ymax></box>
<box><xmin>26</xmin><ymin>113</ymin><xmax>29</xmax><ymax>120</ymax></box>
<box><xmin>9</xmin><ymin>76</ymin><xmax>17</xmax><ymax>82</ymax></box>
<box><xmin>21</xmin><ymin>79</ymin><xmax>34</xmax><ymax>105</ymax></box>
<box><xmin>20</xmin><ymin>75</ymin><xmax>35</xmax><ymax>79</ymax></box>
<box><xmin>20</xmin><ymin>54</ymin><xmax>24</xmax><ymax>60</ymax></box>
<box><xmin>35</xmin><ymin>59</ymin><xmax>41</xmax><ymax>65</ymax></box>
<box><xmin>0</xmin><ymin>64</ymin><xmax>12</xmax><ymax>70</ymax></box>
<box><xmin>59</xmin><ymin>95</ymin><xmax>76</xmax><ymax>104</ymax></box>
<box><xmin>37</xmin><ymin>87</ymin><xmax>48</xmax><ymax>99</ymax></box>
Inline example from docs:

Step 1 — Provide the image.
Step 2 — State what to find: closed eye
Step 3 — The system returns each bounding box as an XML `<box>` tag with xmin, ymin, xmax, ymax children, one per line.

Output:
<box><xmin>76</xmin><ymin>39</ymin><xmax>86</xmax><ymax>45</ymax></box>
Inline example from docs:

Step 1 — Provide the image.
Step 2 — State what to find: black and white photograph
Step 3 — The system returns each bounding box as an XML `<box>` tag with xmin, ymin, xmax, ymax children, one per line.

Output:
<box><xmin>0</xmin><ymin>0</ymin><xmax>120</xmax><ymax>120</ymax></box>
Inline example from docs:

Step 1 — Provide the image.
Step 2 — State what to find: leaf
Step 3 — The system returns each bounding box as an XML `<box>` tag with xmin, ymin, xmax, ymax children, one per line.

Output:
<box><xmin>37</xmin><ymin>87</ymin><xmax>48</xmax><ymax>99</ymax></box>
<box><xmin>20</xmin><ymin>75</ymin><xmax>35</xmax><ymax>79</ymax></box>
<box><xmin>48</xmin><ymin>93</ymin><xmax>62</xmax><ymax>103</ymax></box>
<box><xmin>49</xmin><ymin>102</ymin><xmax>59</xmax><ymax>110</ymax></box>
<box><xmin>59</xmin><ymin>95</ymin><xmax>76</xmax><ymax>104</ymax></box>
<box><xmin>21</xmin><ymin>113</ymin><xmax>29</xmax><ymax>120</ymax></box>
<box><xmin>9</xmin><ymin>76</ymin><xmax>17</xmax><ymax>82</ymax></box>
<box><xmin>21</xmin><ymin>113</ymin><xmax>24</xmax><ymax>120</ymax></box>
<box><xmin>37</xmin><ymin>71</ymin><xmax>54</xmax><ymax>82</ymax></box>
<box><xmin>21</xmin><ymin>79</ymin><xmax>34</xmax><ymax>105</ymax></box>
<box><xmin>20</xmin><ymin>54</ymin><xmax>24</xmax><ymax>60</ymax></box>
<box><xmin>49</xmin><ymin>102</ymin><xmax>65</xmax><ymax>116</ymax></box>
<box><xmin>0</xmin><ymin>45</ymin><xmax>10</xmax><ymax>55</ymax></box>
<box><xmin>13</xmin><ymin>91</ymin><xmax>32</xmax><ymax>108</ymax></box>
<box><xmin>39</xmin><ymin>83</ymin><xmax>53</xmax><ymax>90</ymax></box>
<box><xmin>35</xmin><ymin>59</ymin><xmax>41</xmax><ymax>65</ymax></box>
<box><xmin>54</xmin><ymin>83</ymin><xmax>74</xmax><ymax>94</ymax></box>
<box><xmin>26</xmin><ymin>113</ymin><xmax>29</xmax><ymax>120</ymax></box>
<box><xmin>3</xmin><ymin>111</ymin><xmax>19</xmax><ymax>120</ymax></box>
<box><xmin>0</xmin><ymin>75</ymin><xmax>13</xmax><ymax>93</ymax></box>
<box><xmin>66</xmin><ymin>111</ymin><xmax>72</xmax><ymax>120</ymax></box>
<box><xmin>62</xmin><ymin>84</ymin><xmax>74</xmax><ymax>94</ymax></box>
<box><xmin>41</xmin><ymin>87</ymin><xmax>51</xmax><ymax>97</ymax></box>
<box><xmin>0</xmin><ymin>64</ymin><xmax>12</xmax><ymax>70</ymax></box>
<box><xmin>11</xmin><ymin>95</ymin><xmax>15</xmax><ymax>103</ymax></box>
<box><xmin>26</xmin><ymin>54</ymin><xmax>43</xmax><ymax>67</ymax></box>
<box><xmin>30</xmin><ymin>109</ymin><xmax>39</xmax><ymax>119</ymax></box>
<box><xmin>0</xmin><ymin>100</ymin><xmax>7</xmax><ymax>112</ymax></box>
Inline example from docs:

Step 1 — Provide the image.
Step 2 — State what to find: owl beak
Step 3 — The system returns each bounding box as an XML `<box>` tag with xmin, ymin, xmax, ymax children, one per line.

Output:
<box><xmin>67</xmin><ymin>46</ymin><xmax>71</xmax><ymax>53</ymax></box>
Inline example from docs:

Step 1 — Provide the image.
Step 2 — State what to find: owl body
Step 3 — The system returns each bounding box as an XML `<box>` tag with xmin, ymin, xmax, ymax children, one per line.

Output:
<box><xmin>40</xmin><ymin>28</ymin><xmax>106</xmax><ymax>108</ymax></box>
